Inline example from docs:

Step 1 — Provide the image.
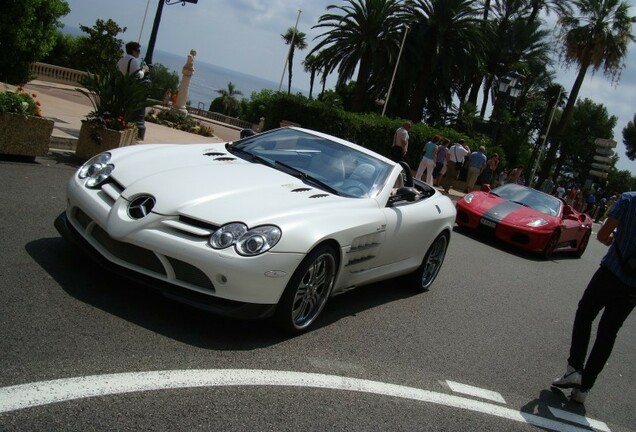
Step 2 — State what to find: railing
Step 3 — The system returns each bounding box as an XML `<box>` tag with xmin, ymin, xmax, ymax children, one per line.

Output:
<box><xmin>186</xmin><ymin>107</ymin><xmax>257</xmax><ymax>130</ymax></box>
<box><xmin>29</xmin><ymin>62</ymin><xmax>262</xmax><ymax>131</ymax></box>
<box><xmin>30</xmin><ymin>63</ymin><xmax>88</xmax><ymax>86</ymax></box>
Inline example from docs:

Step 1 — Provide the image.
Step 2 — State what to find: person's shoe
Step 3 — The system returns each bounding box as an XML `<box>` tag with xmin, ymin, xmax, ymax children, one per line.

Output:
<box><xmin>552</xmin><ymin>365</ymin><xmax>582</xmax><ymax>389</ymax></box>
<box><xmin>571</xmin><ymin>388</ymin><xmax>588</xmax><ymax>404</ymax></box>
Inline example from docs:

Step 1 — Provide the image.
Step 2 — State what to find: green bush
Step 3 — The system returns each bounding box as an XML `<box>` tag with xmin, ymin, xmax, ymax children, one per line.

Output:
<box><xmin>240</xmin><ymin>91</ymin><xmax>493</xmax><ymax>168</ymax></box>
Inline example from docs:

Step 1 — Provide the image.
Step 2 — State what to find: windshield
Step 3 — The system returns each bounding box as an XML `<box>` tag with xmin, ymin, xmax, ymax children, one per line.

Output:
<box><xmin>229</xmin><ymin>128</ymin><xmax>392</xmax><ymax>198</ymax></box>
<box><xmin>491</xmin><ymin>183</ymin><xmax>562</xmax><ymax>217</ymax></box>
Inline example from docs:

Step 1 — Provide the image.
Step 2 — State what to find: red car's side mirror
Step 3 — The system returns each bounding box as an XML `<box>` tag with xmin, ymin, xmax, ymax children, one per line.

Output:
<box><xmin>481</xmin><ymin>184</ymin><xmax>492</xmax><ymax>193</ymax></box>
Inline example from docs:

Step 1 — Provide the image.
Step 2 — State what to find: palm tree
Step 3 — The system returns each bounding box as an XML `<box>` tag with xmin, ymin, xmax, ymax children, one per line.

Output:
<box><xmin>539</xmin><ymin>0</ymin><xmax>636</xmax><ymax>181</ymax></box>
<box><xmin>406</xmin><ymin>0</ymin><xmax>487</xmax><ymax>122</ymax></box>
<box><xmin>302</xmin><ymin>54</ymin><xmax>320</xmax><ymax>99</ymax></box>
<box><xmin>215</xmin><ymin>82</ymin><xmax>243</xmax><ymax>116</ymax></box>
<box><xmin>281</xmin><ymin>27</ymin><xmax>308</xmax><ymax>94</ymax></box>
<box><xmin>310</xmin><ymin>0</ymin><xmax>410</xmax><ymax>112</ymax></box>
<box><xmin>526</xmin><ymin>0</ymin><xmax>573</xmax><ymax>24</ymax></box>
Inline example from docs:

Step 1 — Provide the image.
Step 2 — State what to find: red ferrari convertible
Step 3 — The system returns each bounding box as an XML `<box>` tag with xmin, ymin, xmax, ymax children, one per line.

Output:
<box><xmin>455</xmin><ymin>183</ymin><xmax>593</xmax><ymax>258</ymax></box>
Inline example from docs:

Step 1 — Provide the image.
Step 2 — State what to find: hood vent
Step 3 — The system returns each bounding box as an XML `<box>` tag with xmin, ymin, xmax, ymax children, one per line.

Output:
<box><xmin>292</xmin><ymin>187</ymin><xmax>312</xmax><ymax>193</ymax></box>
<box><xmin>204</xmin><ymin>152</ymin><xmax>225</xmax><ymax>157</ymax></box>
<box><xmin>309</xmin><ymin>194</ymin><xmax>329</xmax><ymax>199</ymax></box>
<box><xmin>213</xmin><ymin>157</ymin><xmax>236</xmax><ymax>162</ymax></box>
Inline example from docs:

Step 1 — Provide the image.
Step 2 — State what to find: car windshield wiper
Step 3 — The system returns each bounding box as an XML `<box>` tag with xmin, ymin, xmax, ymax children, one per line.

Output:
<box><xmin>226</xmin><ymin>144</ymin><xmax>274</xmax><ymax>167</ymax></box>
<box><xmin>511</xmin><ymin>200</ymin><xmax>529</xmax><ymax>207</ymax></box>
<box><xmin>274</xmin><ymin>160</ymin><xmax>340</xmax><ymax>195</ymax></box>
<box><xmin>490</xmin><ymin>192</ymin><xmax>501</xmax><ymax>197</ymax></box>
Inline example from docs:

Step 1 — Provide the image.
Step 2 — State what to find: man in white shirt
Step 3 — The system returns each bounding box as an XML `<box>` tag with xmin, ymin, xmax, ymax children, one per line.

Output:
<box><xmin>116</xmin><ymin>41</ymin><xmax>149</xmax><ymax>140</ymax></box>
<box><xmin>390</xmin><ymin>121</ymin><xmax>411</xmax><ymax>162</ymax></box>
<box><xmin>443</xmin><ymin>139</ymin><xmax>470</xmax><ymax>193</ymax></box>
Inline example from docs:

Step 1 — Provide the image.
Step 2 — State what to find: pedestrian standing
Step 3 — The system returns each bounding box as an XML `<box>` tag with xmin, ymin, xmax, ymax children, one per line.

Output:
<box><xmin>540</xmin><ymin>175</ymin><xmax>555</xmax><ymax>194</ymax></box>
<box><xmin>390</xmin><ymin>121</ymin><xmax>411</xmax><ymax>162</ymax></box>
<box><xmin>433</xmin><ymin>139</ymin><xmax>450</xmax><ymax>186</ymax></box>
<box><xmin>117</xmin><ymin>41</ymin><xmax>149</xmax><ymax>141</ymax></box>
<box><xmin>507</xmin><ymin>165</ymin><xmax>523</xmax><ymax>184</ymax></box>
<box><xmin>415</xmin><ymin>135</ymin><xmax>440</xmax><ymax>185</ymax></box>
<box><xmin>465</xmin><ymin>146</ymin><xmax>487</xmax><ymax>192</ymax></box>
<box><xmin>552</xmin><ymin>191</ymin><xmax>636</xmax><ymax>403</ymax></box>
<box><xmin>443</xmin><ymin>139</ymin><xmax>471</xmax><ymax>193</ymax></box>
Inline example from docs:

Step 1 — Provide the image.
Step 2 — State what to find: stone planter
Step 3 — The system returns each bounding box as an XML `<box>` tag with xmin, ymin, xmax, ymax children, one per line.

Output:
<box><xmin>0</xmin><ymin>112</ymin><xmax>54</xmax><ymax>158</ymax></box>
<box><xmin>76</xmin><ymin>122</ymin><xmax>137</xmax><ymax>160</ymax></box>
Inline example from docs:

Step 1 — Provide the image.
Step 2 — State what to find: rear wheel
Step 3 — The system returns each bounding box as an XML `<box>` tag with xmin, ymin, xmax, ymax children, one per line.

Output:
<box><xmin>543</xmin><ymin>230</ymin><xmax>560</xmax><ymax>259</ymax></box>
<box><xmin>576</xmin><ymin>230</ymin><xmax>591</xmax><ymax>258</ymax></box>
<box><xmin>275</xmin><ymin>245</ymin><xmax>336</xmax><ymax>335</ymax></box>
<box><xmin>410</xmin><ymin>233</ymin><xmax>449</xmax><ymax>291</ymax></box>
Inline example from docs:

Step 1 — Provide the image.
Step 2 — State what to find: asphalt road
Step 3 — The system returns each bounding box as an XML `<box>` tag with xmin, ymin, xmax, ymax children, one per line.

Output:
<box><xmin>1</xmin><ymin>152</ymin><xmax>634</xmax><ymax>432</ymax></box>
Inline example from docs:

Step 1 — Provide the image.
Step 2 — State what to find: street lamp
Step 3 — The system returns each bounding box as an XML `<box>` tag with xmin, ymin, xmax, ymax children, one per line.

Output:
<box><xmin>144</xmin><ymin>0</ymin><xmax>198</xmax><ymax>66</ymax></box>
<box><xmin>382</xmin><ymin>25</ymin><xmax>409</xmax><ymax>117</ymax></box>
<box><xmin>491</xmin><ymin>75</ymin><xmax>522</xmax><ymax>146</ymax></box>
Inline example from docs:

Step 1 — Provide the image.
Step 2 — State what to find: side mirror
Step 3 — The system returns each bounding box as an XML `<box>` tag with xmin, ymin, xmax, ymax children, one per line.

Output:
<box><xmin>481</xmin><ymin>183</ymin><xmax>492</xmax><ymax>193</ymax></box>
<box><xmin>563</xmin><ymin>205</ymin><xmax>574</xmax><ymax>216</ymax></box>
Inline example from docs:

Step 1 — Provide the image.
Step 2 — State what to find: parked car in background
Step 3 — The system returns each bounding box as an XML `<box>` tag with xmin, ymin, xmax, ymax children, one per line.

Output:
<box><xmin>455</xmin><ymin>183</ymin><xmax>593</xmax><ymax>259</ymax></box>
<box><xmin>55</xmin><ymin>127</ymin><xmax>456</xmax><ymax>333</ymax></box>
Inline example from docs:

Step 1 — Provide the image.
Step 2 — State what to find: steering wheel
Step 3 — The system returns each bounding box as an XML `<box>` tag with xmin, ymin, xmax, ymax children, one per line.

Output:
<box><xmin>399</xmin><ymin>161</ymin><xmax>414</xmax><ymax>187</ymax></box>
<box><xmin>341</xmin><ymin>179</ymin><xmax>368</xmax><ymax>197</ymax></box>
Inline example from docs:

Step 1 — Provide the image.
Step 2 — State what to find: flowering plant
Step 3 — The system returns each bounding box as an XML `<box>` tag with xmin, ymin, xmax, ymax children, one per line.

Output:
<box><xmin>0</xmin><ymin>87</ymin><xmax>42</xmax><ymax>117</ymax></box>
<box><xmin>84</xmin><ymin>112</ymin><xmax>130</xmax><ymax>131</ymax></box>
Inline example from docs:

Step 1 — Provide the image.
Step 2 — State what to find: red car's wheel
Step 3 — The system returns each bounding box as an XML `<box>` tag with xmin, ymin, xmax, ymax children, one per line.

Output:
<box><xmin>543</xmin><ymin>230</ymin><xmax>560</xmax><ymax>259</ymax></box>
<box><xmin>576</xmin><ymin>230</ymin><xmax>591</xmax><ymax>258</ymax></box>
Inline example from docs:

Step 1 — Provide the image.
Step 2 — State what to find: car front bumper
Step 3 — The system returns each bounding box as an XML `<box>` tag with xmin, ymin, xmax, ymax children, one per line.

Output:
<box><xmin>55</xmin><ymin>211</ymin><xmax>284</xmax><ymax>319</ymax></box>
<box><xmin>455</xmin><ymin>205</ymin><xmax>552</xmax><ymax>253</ymax></box>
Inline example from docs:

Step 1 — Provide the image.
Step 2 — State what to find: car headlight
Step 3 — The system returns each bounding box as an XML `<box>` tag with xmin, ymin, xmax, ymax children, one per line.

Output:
<box><xmin>463</xmin><ymin>193</ymin><xmax>474</xmax><ymax>204</ymax></box>
<box><xmin>209</xmin><ymin>223</ymin><xmax>282</xmax><ymax>256</ymax></box>
<box><xmin>527</xmin><ymin>218</ymin><xmax>548</xmax><ymax>227</ymax></box>
<box><xmin>78</xmin><ymin>152</ymin><xmax>114</xmax><ymax>188</ymax></box>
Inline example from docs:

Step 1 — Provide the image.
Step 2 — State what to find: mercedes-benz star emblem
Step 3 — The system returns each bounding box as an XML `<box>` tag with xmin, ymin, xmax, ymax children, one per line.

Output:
<box><xmin>128</xmin><ymin>195</ymin><xmax>156</xmax><ymax>219</ymax></box>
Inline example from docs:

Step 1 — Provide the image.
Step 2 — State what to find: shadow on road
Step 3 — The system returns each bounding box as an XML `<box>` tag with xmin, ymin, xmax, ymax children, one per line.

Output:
<box><xmin>520</xmin><ymin>388</ymin><xmax>589</xmax><ymax>429</ymax></box>
<box><xmin>452</xmin><ymin>226</ymin><xmax>583</xmax><ymax>263</ymax></box>
<box><xmin>25</xmin><ymin>236</ymin><xmax>420</xmax><ymax>350</ymax></box>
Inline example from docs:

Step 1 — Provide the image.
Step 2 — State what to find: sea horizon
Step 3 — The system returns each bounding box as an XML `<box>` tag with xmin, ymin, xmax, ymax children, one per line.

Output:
<box><xmin>152</xmin><ymin>49</ymin><xmax>309</xmax><ymax>110</ymax></box>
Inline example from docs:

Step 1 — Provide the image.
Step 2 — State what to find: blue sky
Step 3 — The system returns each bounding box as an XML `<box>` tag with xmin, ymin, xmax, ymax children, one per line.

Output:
<box><xmin>59</xmin><ymin>0</ymin><xmax>636</xmax><ymax>173</ymax></box>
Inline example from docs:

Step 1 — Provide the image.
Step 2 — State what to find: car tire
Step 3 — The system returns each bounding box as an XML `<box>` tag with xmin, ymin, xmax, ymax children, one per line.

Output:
<box><xmin>543</xmin><ymin>229</ymin><xmax>560</xmax><ymax>259</ymax></box>
<box><xmin>410</xmin><ymin>232</ymin><xmax>449</xmax><ymax>291</ymax></box>
<box><xmin>576</xmin><ymin>230</ymin><xmax>591</xmax><ymax>258</ymax></box>
<box><xmin>275</xmin><ymin>245</ymin><xmax>337</xmax><ymax>335</ymax></box>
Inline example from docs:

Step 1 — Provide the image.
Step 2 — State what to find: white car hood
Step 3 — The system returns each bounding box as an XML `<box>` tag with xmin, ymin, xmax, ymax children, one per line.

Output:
<box><xmin>112</xmin><ymin>144</ymin><xmax>366</xmax><ymax>226</ymax></box>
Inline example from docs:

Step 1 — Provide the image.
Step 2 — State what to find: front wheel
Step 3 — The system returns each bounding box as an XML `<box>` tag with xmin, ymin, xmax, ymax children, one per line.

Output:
<box><xmin>410</xmin><ymin>233</ymin><xmax>449</xmax><ymax>291</ymax></box>
<box><xmin>275</xmin><ymin>245</ymin><xmax>337</xmax><ymax>335</ymax></box>
<box><xmin>543</xmin><ymin>230</ymin><xmax>560</xmax><ymax>260</ymax></box>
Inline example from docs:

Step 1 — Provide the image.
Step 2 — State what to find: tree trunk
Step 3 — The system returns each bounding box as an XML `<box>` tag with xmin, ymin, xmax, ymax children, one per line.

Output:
<box><xmin>287</xmin><ymin>48</ymin><xmax>295</xmax><ymax>95</ymax></box>
<box><xmin>538</xmin><ymin>61</ymin><xmax>590</xmax><ymax>183</ymax></box>
<box><xmin>352</xmin><ymin>54</ymin><xmax>372</xmax><ymax>112</ymax></box>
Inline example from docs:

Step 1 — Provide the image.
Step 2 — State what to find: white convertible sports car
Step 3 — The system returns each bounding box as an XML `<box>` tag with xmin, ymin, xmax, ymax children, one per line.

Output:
<box><xmin>55</xmin><ymin>127</ymin><xmax>456</xmax><ymax>333</ymax></box>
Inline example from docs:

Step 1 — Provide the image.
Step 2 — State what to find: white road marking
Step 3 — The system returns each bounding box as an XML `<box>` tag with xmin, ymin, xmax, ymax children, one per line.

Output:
<box><xmin>446</xmin><ymin>380</ymin><xmax>506</xmax><ymax>404</ymax></box>
<box><xmin>549</xmin><ymin>407</ymin><xmax>611</xmax><ymax>432</ymax></box>
<box><xmin>0</xmin><ymin>369</ymin><xmax>606</xmax><ymax>432</ymax></box>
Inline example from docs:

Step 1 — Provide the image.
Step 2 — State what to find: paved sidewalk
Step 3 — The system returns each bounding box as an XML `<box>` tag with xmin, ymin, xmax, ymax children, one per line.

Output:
<box><xmin>3</xmin><ymin>80</ymin><xmax>241</xmax><ymax>150</ymax></box>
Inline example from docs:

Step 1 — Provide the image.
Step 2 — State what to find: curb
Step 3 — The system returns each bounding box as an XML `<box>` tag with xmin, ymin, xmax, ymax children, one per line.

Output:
<box><xmin>50</xmin><ymin>135</ymin><xmax>77</xmax><ymax>151</ymax></box>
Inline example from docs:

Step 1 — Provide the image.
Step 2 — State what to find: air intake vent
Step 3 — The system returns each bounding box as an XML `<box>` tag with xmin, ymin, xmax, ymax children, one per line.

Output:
<box><xmin>214</xmin><ymin>157</ymin><xmax>236</xmax><ymax>162</ymax></box>
<box><xmin>292</xmin><ymin>187</ymin><xmax>312</xmax><ymax>192</ymax></box>
<box><xmin>204</xmin><ymin>152</ymin><xmax>225</xmax><ymax>156</ymax></box>
<box><xmin>309</xmin><ymin>194</ymin><xmax>329</xmax><ymax>199</ymax></box>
